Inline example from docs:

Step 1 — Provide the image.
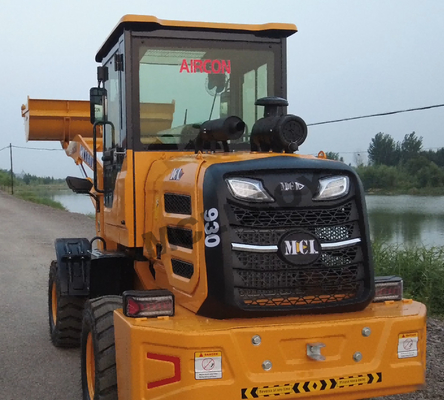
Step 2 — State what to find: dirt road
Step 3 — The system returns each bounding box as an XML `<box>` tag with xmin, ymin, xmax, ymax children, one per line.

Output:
<box><xmin>0</xmin><ymin>190</ymin><xmax>442</xmax><ymax>399</ymax></box>
<box><xmin>0</xmin><ymin>191</ymin><xmax>94</xmax><ymax>400</ymax></box>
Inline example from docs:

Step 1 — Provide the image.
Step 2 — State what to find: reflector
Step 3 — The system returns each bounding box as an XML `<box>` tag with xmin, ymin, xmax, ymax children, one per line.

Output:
<box><xmin>123</xmin><ymin>290</ymin><xmax>175</xmax><ymax>318</ymax></box>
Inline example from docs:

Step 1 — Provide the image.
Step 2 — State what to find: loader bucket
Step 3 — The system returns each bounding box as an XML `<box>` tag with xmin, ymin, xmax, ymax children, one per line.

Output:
<box><xmin>21</xmin><ymin>97</ymin><xmax>91</xmax><ymax>142</ymax></box>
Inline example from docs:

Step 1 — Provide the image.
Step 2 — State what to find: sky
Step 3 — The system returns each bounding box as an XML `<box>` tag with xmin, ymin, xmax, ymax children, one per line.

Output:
<box><xmin>1</xmin><ymin>0</ymin><xmax>443</xmax><ymax>178</ymax></box>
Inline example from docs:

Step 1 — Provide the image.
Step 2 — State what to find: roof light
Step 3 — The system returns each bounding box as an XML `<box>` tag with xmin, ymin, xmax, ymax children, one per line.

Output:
<box><xmin>374</xmin><ymin>276</ymin><xmax>403</xmax><ymax>302</ymax></box>
<box><xmin>123</xmin><ymin>290</ymin><xmax>175</xmax><ymax>318</ymax></box>
<box><xmin>226</xmin><ymin>178</ymin><xmax>274</xmax><ymax>202</ymax></box>
<box><xmin>313</xmin><ymin>176</ymin><xmax>349</xmax><ymax>201</ymax></box>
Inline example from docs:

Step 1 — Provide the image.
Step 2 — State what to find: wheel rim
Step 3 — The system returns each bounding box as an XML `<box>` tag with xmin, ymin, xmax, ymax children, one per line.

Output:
<box><xmin>86</xmin><ymin>332</ymin><xmax>95</xmax><ymax>399</ymax></box>
<box><xmin>51</xmin><ymin>282</ymin><xmax>57</xmax><ymax>325</ymax></box>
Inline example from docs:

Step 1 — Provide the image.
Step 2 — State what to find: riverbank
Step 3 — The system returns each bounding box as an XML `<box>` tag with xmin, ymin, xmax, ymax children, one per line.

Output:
<box><xmin>366</xmin><ymin>187</ymin><xmax>444</xmax><ymax>196</ymax></box>
<box><xmin>0</xmin><ymin>186</ymin><xmax>90</xmax><ymax>214</ymax></box>
<box><xmin>14</xmin><ymin>190</ymin><xmax>66</xmax><ymax>210</ymax></box>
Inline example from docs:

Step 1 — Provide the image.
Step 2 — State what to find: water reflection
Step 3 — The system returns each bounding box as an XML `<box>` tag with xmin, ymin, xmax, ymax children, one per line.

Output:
<box><xmin>51</xmin><ymin>192</ymin><xmax>94</xmax><ymax>215</ymax></box>
<box><xmin>366</xmin><ymin>195</ymin><xmax>444</xmax><ymax>247</ymax></box>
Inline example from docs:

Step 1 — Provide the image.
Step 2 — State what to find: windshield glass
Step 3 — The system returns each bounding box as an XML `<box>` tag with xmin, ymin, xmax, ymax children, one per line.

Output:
<box><xmin>137</xmin><ymin>40</ymin><xmax>278</xmax><ymax>151</ymax></box>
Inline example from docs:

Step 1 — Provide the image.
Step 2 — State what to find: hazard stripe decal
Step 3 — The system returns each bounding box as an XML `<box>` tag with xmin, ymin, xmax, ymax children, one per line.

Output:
<box><xmin>241</xmin><ymin>373</ymin><xmax>382</xmax><ymax>399</ymax></box>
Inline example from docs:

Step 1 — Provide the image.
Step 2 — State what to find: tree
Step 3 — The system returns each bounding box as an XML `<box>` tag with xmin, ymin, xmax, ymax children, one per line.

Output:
<box><xmin>368</xmin><ymin>132</ymin><xmax>398</xmax><ymax>166</ymax></box>
<box><xmin>400</xmin><ymin>132</ymin><xmax>423</xmax><ymax>162</ymax></box>
<box><xmin>325</xmin><ymin>152</ymin><xmax>340</xmax><ymax>161</ymax></box>
<box><xmin>23</xmin><ymin>174</ymin><xmax>31</xmax><ymax>185</ymax></box>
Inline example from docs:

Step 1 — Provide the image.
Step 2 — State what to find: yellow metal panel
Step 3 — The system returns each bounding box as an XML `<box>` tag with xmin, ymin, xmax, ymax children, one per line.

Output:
<box><xmin>118</xmin><ymin>14</ymin><xmax>297</xmax><ymax>34</ymax></box>
<box><xmin>114</xmin><ymin>300</ymin><xmax>426</xmax><ymax>400</ymax></box>
<box><xmin>96</xmin><ymin>14</ymin><xmax>297</xmax><ymax>62</ymax></box>
<box><xmin>21</xmin><ymin>97</ymin><xmax>91</xmax><ymax>142</ymax></box>
<box><xmin>100</xmin><ymin>150</ymin><xmax>136</xmax><ymax>248</ymax></box>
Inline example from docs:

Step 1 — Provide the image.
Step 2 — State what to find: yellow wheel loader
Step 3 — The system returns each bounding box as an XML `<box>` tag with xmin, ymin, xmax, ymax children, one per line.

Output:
<box><xmin>21</xmin><ymin>15</ymin><xmax>426</xmax><ymax>400</ymax></box>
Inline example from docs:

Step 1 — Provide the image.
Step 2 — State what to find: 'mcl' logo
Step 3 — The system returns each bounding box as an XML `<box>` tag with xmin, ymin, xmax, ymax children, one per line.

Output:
<box><xmin>278</xmin><ymin>230</ymin><xmax>321</xmax><ymax>265</ymax></box>
<box><xmin>284</xmin><ymin>240</ymin><xmax>318</xmax><ymax>256</ymax></box>
<box><xmin>180</xmin><ymin>59</ymin><xmax>231</xmax><ymax>74</ymax></box>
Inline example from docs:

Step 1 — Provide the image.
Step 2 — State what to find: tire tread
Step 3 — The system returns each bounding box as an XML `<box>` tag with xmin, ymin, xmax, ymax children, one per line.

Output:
<box><xmin>48</xmin><ymin>261</ymin><xmax>86</xmax><ymax>347</ymax></box>
<box><xmin>81</xmin><ymin>295</ymin><xmax>121</xmax><ymax>400</ymax></box>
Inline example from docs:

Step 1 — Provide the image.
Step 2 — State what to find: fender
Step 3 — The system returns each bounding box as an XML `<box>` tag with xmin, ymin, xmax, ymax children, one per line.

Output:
<box><xmin>55</xmin><ymin>238</ymin><xmax>91</xmax><ymax>296</ymax></box>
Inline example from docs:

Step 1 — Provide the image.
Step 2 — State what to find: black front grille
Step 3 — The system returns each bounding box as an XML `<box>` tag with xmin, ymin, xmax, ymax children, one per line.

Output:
<box><xmin>229</xmin><ymin>198</ymin><xmax>367</xmax><ymax>311</ymax></box>
<box><xmin>167</xmin><ymin>227</ymin><xmax>193</xmax><ymax>249</ymax></box>
<box><xmin>172</xmin><ymin>259</ymin><xmax>194</xmax><ymax>279</ymax></box>
<box><xmin>231</xmin><ymin>202</ymin><xmax>352</xmax><ymax>227</ymax></box>
<box><xmin>164</xmin><ymin>193</ymin><xmax>192</xmax><ymax>215</ymax></box>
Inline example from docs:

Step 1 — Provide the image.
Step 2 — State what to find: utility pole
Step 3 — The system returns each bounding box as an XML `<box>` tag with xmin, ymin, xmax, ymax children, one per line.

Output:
<box><xmin>9</xmin><ymin>143</ymin><xmax>13</xmax><ymax>195</ymax></box>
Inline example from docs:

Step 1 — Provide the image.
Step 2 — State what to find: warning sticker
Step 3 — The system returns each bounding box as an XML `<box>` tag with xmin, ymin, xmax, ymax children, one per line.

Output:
<box><xmin>194</xmin><ymin>351</ymin><xmax>222</xmax><ymax>380</ymax></box>
<box><xmin>398</xmin><ymin>332</ymin><xmax>419</xmax><ymax>359</ymax></box>
<box><xmin>241</xmin><ymin>373</ymin><xmax>382</xmax><ymax>399</ymax></box>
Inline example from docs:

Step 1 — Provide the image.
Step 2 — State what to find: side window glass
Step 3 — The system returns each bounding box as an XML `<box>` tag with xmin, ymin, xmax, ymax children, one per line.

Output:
<box><xmin>242</xmin><ymin>69</ymin><xmax>256</xmax><ymax>140</ymax></box>
<box><xmin>242</xmin><ymin>63</ymin><xmax>268</xmax><ymax>143</ymax></box>
<box><xmin>256</xmin><ymin>64</ymin><xmax>268</xmax><ymax>117</ymax></box>
<box><xmin>104</xmin><ymin>56</ymin><xmax>121</xmax><ymax>150</ymax></box>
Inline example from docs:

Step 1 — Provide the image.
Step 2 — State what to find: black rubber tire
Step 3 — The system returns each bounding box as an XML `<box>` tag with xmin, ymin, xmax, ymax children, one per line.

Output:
<box><xmin>48</xmin><ymin>260</ymin><xmax>86</xmax><ymax>347</ymax></box>
<box><xmin>81</xmin><ymin>296</ymin><xmax>121</xmax><ymax>400</ymax></box>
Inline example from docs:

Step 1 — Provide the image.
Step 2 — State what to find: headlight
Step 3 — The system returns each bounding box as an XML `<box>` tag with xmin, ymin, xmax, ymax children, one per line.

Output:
<box><xmin>313</xmin><ymin>176</ymin><xmax>349</xmax><ymax>200</ymax></box>
<box><xmin>226</xmin><ymin>178</ymin><xmax>274</xmax><ymax>202</ymax></box>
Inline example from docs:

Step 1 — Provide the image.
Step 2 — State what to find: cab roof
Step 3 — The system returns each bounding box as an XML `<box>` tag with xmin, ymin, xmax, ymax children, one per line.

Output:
<box><xmin>96</xmin><ymin>14</ymin><xmax>297</xmax><ymax>62</ymax></box>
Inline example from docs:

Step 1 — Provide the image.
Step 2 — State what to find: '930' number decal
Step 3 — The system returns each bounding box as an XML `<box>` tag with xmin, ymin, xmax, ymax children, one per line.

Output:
<box><xmin>204</xmin><ymin>208</ymin><xmax>220</xmax><ymax>248</ymax></box>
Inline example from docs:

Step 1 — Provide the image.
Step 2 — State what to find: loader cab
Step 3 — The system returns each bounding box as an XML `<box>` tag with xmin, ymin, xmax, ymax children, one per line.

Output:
<box><xmin>91</xmin><ymin>15</ymin><xmax>297</xmax><ymax>248</ymax></box>
<box><xmin>93</xmin><ymin>16</ymin><xmax>296</xmax><ymax>153</ymax></box>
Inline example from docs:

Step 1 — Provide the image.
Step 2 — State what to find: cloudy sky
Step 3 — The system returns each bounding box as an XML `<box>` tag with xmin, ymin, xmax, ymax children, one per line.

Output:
<box><xmin>1</xmin><ymin>0</ymin><xmax>443</xmax><ymax>177</ymax></box>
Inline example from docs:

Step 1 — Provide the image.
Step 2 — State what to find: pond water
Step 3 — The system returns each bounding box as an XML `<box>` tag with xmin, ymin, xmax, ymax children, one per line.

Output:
<box><xmin>49</xmin><ymin>191</ymin><xmax>444</xmax><ymax>248</ymax></box>
<box><xmin>365</xmin><ymin>195</ymin><xmax>444</xmax><ymax>248</ymax></box>
<box><xmin>51</xmin><ymin>191</ymin><xmax>94</xmax><ymax>215</ymax></box>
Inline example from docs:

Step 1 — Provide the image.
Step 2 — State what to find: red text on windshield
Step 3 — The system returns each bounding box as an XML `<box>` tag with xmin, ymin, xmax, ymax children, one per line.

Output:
<box><xmin>180</xmin><ymin>59</ymin><xmax>231</xmax><ymax>74</ymax></box>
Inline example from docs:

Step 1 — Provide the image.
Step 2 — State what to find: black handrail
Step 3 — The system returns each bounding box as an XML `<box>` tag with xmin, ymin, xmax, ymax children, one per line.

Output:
<box><xmin>92</xmin><ymin>121</ymin><xmax>115</xmax><ymax>194</ymax></box>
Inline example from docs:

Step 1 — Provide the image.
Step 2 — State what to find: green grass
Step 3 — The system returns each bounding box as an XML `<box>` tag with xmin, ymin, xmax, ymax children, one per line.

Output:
<box><xmin>372</xmin><ymin>240</ymin><xmax>444</xmax><ymax>316</ymax></box>
<box><xmin>15</xmin><ymin>191</ymin><xmax>66</xmax><ymax>211</ymax></box>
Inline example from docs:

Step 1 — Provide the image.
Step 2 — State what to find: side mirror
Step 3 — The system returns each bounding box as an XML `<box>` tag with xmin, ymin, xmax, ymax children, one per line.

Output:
<box><xmin>66</xmin><ymin>176</ymin><xmax>93</xmax><ymax>194</ymax></box>
<box><xmin>89</xmin><ymin>87</ymin><xmax>107</xmax><ymax>124</ymax></box>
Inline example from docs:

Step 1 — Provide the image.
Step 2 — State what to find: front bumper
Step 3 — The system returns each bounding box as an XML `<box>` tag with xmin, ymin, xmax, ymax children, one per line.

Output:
<box><xmin>114</xmin><ymin>299</ymin><xmax>426</xmax><ymax>400</ymax></box>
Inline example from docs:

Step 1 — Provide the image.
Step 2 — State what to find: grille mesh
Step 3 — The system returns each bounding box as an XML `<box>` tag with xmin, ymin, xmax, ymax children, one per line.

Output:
<box><xmin>234</xmin><ymin>224</ymin><xmax>354</xmax><ymax>245</ymax></box>
<box><xmin>231</xmin><ymin>202</ymin><xmax>352</xmax><ymax>227</ymax></box>
<box><xmin>167</xmin><ymin>227</ymin><xmax>193</xmax><ymax>249</ymax></box>
<box><xmin>235</xmin><ymin>246</ymin><xmax>360</xmax><ymax>270</ymax></box>
<box><xmin>235</xmin><ymin>266</ymin><xmax>359</xmax><ymax>289</ymax></box>
<box><xmin>237</xmin><ymin>285</ymin><xmax>359</xmax><ymax>307</ymax></box>
<box><xmin>228</xmin><ymin>197</ymin><xmax>366</xmax><ymax>310</ymax></box>
<box><xmin>164</xmin><ymin>194</ymin><xmax>192</xmax><ymax>215</ymax></box>
<box><xmin>172</xmin><ymin>259</ymin><xmax>194</xmax><ymax>279</ymax></box>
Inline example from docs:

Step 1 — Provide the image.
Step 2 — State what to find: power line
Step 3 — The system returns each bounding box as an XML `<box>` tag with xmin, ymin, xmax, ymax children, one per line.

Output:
<box><xmin>308</xmin><ymin>103</ymin><xmax>444</xmax><ymax>127</ymax></box>
<box><xmin>1</xmin><ymin>103</ymin><xmax>443</xmax><ymax>153</ymax></box>
<box><xmin>11</xmin><ymin>145</ymin><xmax>64</xmax><ymax>151</ymax></box>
